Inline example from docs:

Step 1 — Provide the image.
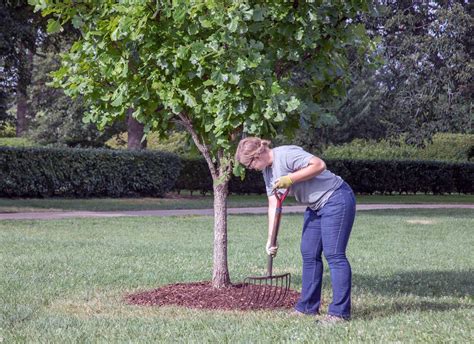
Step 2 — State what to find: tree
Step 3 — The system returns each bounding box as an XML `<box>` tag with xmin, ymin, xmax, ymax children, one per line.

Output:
<box><xmin>27</xmin><ymin>51</ymin><xmax>124</xmax><ymax>147</ymax></box>
<box><xmin>32</xmin><ymin>1</ymin><xmax>375</xmax><ymax>288</ymax></box>
<box><xmin>291</xmin><ymin>1</ymin><xmax>473</xmax><ymax>150</ymax></box>
<box><xmin>0</xmin><ymin>1</ymin><xmax>41</xmax><ymax>136</ymax></box>
<box><xmin>379</xmin><ymin>1</ymin><xmax>473</xmax><ymax>145</ymax></box>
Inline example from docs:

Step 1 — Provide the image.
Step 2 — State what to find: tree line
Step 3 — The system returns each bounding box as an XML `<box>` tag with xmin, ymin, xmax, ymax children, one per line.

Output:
<box><xmin>1</xmin><ymin>0</ymin><xmax>472</xmax><ymax>152</ymax></box>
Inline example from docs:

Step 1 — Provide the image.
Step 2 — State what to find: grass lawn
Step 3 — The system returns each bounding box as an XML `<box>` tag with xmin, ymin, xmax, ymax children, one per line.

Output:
<box><xmin>1</xmin><ymin>209</ymin><xmax>472</xmax><ymax>342</ymax></box>
<box><xmin>0</xmin><ymin>193</ymin><xmax>473</xmax><ymax>213</ymax></box>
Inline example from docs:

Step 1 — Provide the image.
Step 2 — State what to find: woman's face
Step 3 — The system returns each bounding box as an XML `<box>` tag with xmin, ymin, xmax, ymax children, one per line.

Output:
<box><xmin>247</xmin><ymin>149</ymin><xmax>272</xmax><ymax>171</ymax></box>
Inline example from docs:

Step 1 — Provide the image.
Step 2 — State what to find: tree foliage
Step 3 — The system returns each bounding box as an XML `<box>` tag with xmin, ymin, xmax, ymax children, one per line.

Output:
<box><xmin>31</xmin><ymin>1</ymin><xmax>375</xmax><ymax>162</ymax></box>
<box><xmin>27</xmin><ymin>52</ymin><xmax>125</xmax><ymax>147</ymax></box>
<box><xmin>293</xmin><ymin>1</ymin><xmax>473</xmax><ymax>150</ymax></box>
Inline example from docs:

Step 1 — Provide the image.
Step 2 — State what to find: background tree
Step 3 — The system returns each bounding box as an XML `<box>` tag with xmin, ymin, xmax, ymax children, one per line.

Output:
<box><xmin>292</xmin><ymin>0</ymin><xmax>472</xmax><ymax>151</ymax></box>
<box><xmin>33</xmin><ymin>1</ymin><xmax>375</xmax><ymax>288</ymax></box>
<box><xmin>0</xmin><ymin>0</ymin><xmax>46</xmax><ymax>136</ymax></box>
<box><xmin>379</xmin><ymin>1</ymin><xmax>473</xmax><ymax>145</ymax></box>
<box><xmin>27</xmin><ymin>51</ymin><xmax>124</xmax><ymax>147</ymax></box>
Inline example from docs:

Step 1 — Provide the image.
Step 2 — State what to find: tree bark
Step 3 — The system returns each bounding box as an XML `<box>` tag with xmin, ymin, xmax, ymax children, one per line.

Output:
<box><xmin>16</xmin><ymin>48</ymin><xmax>33</xmax><ymax>137</ymax></box>
<box><xmin>127</xmin><ymin>109</ymin><xmax>147</xmax><ymax>150</ymax></box>
<box><xmin>16</xmin><ymin>87</ymin><xmax>28</xmax><ymax>137</ymax></box>
<box><xmin>212</xmin><ymin>181</ymin><xmax>231</xmax><ymax>288</ymax></box>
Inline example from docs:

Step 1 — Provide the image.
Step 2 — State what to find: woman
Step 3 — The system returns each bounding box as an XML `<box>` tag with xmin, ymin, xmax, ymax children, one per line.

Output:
<box><xmin>235</xmin><ymin>137</ymin><xmax>356</xmax><ymax>324</ymax></box>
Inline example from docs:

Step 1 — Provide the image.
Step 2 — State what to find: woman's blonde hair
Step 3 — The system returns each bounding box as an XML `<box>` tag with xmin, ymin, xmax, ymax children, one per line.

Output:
<box><xmin>235</xmin><ymin>137</ymin><xmax>271</xmax><ymax>168</ymax></box>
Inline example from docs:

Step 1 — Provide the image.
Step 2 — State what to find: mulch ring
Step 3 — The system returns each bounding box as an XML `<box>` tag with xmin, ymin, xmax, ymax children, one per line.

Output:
<box><xmin>125</xmin><ymin>281</ymin><xmax>300</xmax><ymax>311</ymax></box>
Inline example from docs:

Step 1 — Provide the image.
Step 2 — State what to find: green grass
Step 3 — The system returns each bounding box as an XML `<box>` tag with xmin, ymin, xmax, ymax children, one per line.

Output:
<box><xmin>1</xmin><ymin>209</ymin><xmax>472</xmax><ymax>342</ymax></box>
<box><xmin>0</xmin><ymin>193</ymin><xmax>472</xmax><ymax>213</ymax></box>
<box><xmin>0</xmin><ymin>137</ymin><xmax>37</xmax><ymax>148</ymax></box>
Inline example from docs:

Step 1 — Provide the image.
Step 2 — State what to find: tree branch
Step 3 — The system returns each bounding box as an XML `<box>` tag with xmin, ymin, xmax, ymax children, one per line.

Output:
<box><xmin>276</xmin><ymin>16</ymin><xmax>348</xmax><ymax>79</ymax></box>
<box><xmin>177</xmin><ymin>112</ymin><xmax>218</xmax><ymax>180</ymax></box>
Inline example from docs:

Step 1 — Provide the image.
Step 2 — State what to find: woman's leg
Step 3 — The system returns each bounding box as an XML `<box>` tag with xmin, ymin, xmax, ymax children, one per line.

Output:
<box><xmin>295</xmin><ymin>207</ymin><xmax>324</xmax><ymax>315</ymax></box>
<box><xmin>319</xmin><ymin>183</ymin><xmax>356</xmax><ymax>318</ymax></box>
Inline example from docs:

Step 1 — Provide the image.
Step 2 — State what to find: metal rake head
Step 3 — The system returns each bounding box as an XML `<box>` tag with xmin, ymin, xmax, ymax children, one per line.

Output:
<box><xmin>241</xmin><ymin>272</ymin><xmax>291</xmax><ymax>307</ymax></box>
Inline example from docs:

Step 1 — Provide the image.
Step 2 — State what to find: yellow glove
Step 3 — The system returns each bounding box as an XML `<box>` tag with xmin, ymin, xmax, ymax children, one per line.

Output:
<box><xmin>273</xmin><ymin>175</ymin><xmax>293</xmax><ymax>190</ymax></box>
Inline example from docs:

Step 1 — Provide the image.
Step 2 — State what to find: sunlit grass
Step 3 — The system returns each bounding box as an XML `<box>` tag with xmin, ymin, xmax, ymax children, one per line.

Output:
<box><xmin>0</xmin><ymin>209</ymin><xmax>472</xmax><ymax>342</ymax></box>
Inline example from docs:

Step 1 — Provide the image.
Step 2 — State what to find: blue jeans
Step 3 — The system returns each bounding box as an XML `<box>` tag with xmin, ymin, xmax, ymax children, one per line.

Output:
<box><xmin>295</xmin><ymin>182</ymin><xmax>356</xmax><ymax>318</ymax></box>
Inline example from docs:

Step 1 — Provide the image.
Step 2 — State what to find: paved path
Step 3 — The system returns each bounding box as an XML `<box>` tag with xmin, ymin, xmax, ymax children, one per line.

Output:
<box><xmin>1</xmin><ymin>204</ymin><xmax>472</xmax><ymax>220</ymax></box>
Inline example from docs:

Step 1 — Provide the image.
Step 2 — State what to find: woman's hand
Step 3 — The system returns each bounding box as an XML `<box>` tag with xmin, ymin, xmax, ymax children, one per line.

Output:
<box><xmin>266</xmin><ymin>241</ymin><xmax>278</xmax><ymax>257</ymax></box>
<box><xmin>273</xmin><ymin>175</ymin><xmax>293</xmax><ymax>190</ymax></box>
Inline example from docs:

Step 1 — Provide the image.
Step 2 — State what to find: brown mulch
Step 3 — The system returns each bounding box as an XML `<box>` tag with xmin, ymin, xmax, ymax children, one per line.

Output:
<box><xmin>125</xmin><ymin>281</ymin><xmax>301</xmax><ymax>311</ymax></box>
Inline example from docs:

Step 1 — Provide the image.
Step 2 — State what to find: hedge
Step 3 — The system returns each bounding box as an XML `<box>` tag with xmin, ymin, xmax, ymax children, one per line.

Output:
<box><xmin>174</xmin><ymin>158</ymin><xmax>473</xmax><ymax>195</ymax></box>
<box><xmin>1</xmin><ymin>147</ymin><xmax>472</xmax><ymax>198</ymax></box>
<box><xmin>0</xmin><ymin>147</ymin><xmax>181</xmax><ymax>197</ymax></box>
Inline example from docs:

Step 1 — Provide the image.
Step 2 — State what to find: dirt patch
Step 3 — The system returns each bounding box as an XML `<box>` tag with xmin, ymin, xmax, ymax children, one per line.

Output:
<box><xmin>125</xmin><ymin>281</ymin><xmax>300</xmax><ymax>311</ymax></box>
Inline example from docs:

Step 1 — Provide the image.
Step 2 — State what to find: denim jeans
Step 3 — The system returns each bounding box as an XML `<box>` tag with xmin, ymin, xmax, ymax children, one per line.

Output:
<box><xmin>295</xmin><ymin>182</ymin><xmax>356</xmax><ymax>318</ymax></box>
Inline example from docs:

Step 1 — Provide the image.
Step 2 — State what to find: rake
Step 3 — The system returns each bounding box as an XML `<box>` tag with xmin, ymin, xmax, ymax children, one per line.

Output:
<box><xmin>241</xmin><ymin>188</ymin><xmax>291</xmax><ymax>307</ymax></box>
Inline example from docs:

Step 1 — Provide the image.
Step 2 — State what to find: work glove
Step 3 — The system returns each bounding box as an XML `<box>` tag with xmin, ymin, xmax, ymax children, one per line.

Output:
<box><xmin>273</xmin><ymin>175</ymin><xmax>293</xmax><ymax>191</ymax></box>
<box><xmin>266</xmin><ymin>241</ymin><xmax>278</xmax><ymax>257</ymax></box>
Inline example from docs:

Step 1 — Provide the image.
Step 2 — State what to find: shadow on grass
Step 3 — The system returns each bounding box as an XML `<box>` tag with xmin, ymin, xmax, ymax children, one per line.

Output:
<box><xmin>354</xmin><ymin>299</ymin><xmax>473</xmax><ymax>320</ymax></box>
<box><xmin>353</xmin><ymin>270</ymin><xmax>474</xmax><ymax>298</ymax></box>
<box><xmin>292</xmin><ymin>270</ymin><xmax>473</xmax><ymax>319</ymax></box>
<box><xmin>353</xmin><ymin>270</ymin><xmax>474</xmax><ymax>319</ymax></box>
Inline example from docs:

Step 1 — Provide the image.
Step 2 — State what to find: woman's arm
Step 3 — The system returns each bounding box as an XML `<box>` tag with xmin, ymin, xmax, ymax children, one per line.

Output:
<box><xmin>266</xmin><ymin>194</ymin><xmax>278</xmax><ymax>255</ymax></box>
<box><xmin>289</xmin><ymin>156</ymin><xmax>326</xmax><ymax>183</ymax></box>
<box><xmin>273</xmin><ymin>156</ymin><xmax>326</xmax><ymax>190</ymax></box>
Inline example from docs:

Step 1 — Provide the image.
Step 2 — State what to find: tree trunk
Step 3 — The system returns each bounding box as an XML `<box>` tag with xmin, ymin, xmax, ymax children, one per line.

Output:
<box><xmin>16</xmin><ymin>48</ymin><xmax>33</xmax><ymax>137</ymax></box>
<box><xmin>127</xmin><ymin>109</ymin><xmax>147</xmax><ymax>150</ymax></box>
<box><xmin>212</xmin><ymin>181</ymin><xmax>231</xmax><ymax>288</ymax></box>
<box><xmin>176</xmin><ymin>113</ymin><xmax>232</xmax><ymax>289</ymax></box>
<box><xmin>16</xmin><ymin>88</ymin><xmax>28</xmax><ymax>137</ymax></box>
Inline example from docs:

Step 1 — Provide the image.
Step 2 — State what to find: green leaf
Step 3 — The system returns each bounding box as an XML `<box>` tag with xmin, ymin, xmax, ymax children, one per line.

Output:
<box><xmin>236</xmin><ymin>58</ymin><xmax>247</xmax><ymax>72</ymax></box>
<box><xmin>232</xmin><ymin>161</ymin><xmax>245</xmax><ymax>179</ymax></box>
<box><xmin>285</xmin><ymin>96</ymin><xmax>300</xmax><ymax>112</ymax></box>
<box><xmin>199</xmin><ymin>16</ymin><xmax>212</xmax><ymax>28</ymax></box>
<box><xmin>47</xmin><ymin>19</ymin><xmax>62</xmax><ymax>34</ymax></box>
<box><xmin>179</xmin><ymin>90</ymin><xmax>197</xmax><ymax>107</ymax></box>
<box><xmin>252</xmin><ymin>7</ymin><xmax>264</xmax><ymax>22</ymax></box>
<box><xmin>71</xmin><ymin>15</ymin><xmax>84</xmax><ymax>29</ymax></box>
<box><xmin>111</xmin><ymin>90</ymin><xmax>124</xmax><ymax>107</ymax></box>
<box><xmin>188</xmin><ymin>23</ymin><xmax>199</xmax><ymax>35</ymax></box>
<box><xmin>274</xmin><ymin>111</ymin><xmax>286</xmax><ymax>122</ymax></box>
<box><xmin>228</xmin><ymin>17</ymin><xmax>239</xmax><ymax>33</ymax></box>
<box><xmin>228</xmin><ymin>74</ymin><xmax>240</xmax><ymax>85</ymax></box>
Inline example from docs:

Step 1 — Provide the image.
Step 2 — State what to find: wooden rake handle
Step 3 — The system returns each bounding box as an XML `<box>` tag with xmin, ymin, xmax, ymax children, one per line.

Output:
<box><xmin>267</xmin><ymin>188</ymin><xmax>290</xmax><ymax>276</ymax></box>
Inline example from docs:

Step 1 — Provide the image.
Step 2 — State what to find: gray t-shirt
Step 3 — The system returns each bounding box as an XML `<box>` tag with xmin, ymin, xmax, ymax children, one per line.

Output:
<box><xmin>262</xmin><ymin>146</ymin><xmax>343</xmax><ymax>210</ymax></box>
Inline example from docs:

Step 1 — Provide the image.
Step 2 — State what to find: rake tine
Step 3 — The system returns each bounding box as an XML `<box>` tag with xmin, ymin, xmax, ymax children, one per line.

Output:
<box><xmin>275</xmin><ymin>276</ymin><xmax>283</xmax><ymax>305</ymax></box>
<box><xmin>248</xmin><ymin>281</ymin><xmax>255</xmax><ymax>306</ymax></box>
<box><xmin>274</xmin><ymin>276</ymin><xmax>284</xmax><ymax>305</ymax></box>
<box><xmin>270</xmin><ymin>277</ymin><xmax>279</xmax><ymax>305</ymax></box>
<box><xmin>267</xmin><ymin>277</ymin><xmax>274</xmax><ymax>306</ymax></box>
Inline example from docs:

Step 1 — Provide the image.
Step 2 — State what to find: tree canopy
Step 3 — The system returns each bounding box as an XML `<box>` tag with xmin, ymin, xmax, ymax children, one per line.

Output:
<box><xmin>298</xmin><ymin>1</ymin><xmax>473</xmax><ymax>150</ymax></box>
<box><xmin>32</xmin><ymin>1</ymin><xmax>375</xmax><ymax>160</ymax></box>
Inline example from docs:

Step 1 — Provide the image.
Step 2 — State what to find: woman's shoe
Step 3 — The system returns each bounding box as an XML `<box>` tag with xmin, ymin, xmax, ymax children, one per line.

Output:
<box><xmin>290</xmin><ymin>309</ymin><xmax>319</xmax><ymax>317</ymax></box>
<box><xmin>289</xmin><ymin>310</ymin><xmax>307</xmax><ymax>317</ymax></box>
<box><xmin>315</xmin><ymin>314</ymin><xmax>349</xmax><ymax>326</ymax></box>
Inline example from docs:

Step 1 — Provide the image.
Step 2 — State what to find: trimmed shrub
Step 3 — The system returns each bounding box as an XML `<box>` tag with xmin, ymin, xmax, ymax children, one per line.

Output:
<box><xmin>0</xmin><ymin>147</ymin><xmax>181</xmax><ymax>198</ymax></box>
<box><xmin>322</xmin><ymin>134</ymin><xmax>474</xmax><ymax>162</ymax></box>
<box><xmin>174</xmin><ymin>157</ymin><xmax>473</xmax><ymax>195</ymax></box>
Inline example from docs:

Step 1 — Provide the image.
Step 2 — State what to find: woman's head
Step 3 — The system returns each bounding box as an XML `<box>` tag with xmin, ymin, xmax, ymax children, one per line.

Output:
<box><xmin>235</xmin><ymin>137</ymin><xmax>272</xmax><ymax>170</ymax></box>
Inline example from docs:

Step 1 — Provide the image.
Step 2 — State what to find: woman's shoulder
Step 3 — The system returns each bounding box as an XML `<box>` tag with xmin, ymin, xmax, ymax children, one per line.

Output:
<box><xmin>274</xmin><ymin>145</ymin><xmax>307</xmax><ymax>155</ymax></box>
<box><xmin>274</xmin><ymin>145</ymin><xmax>303</xmax><ymax>151</ymax></box>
